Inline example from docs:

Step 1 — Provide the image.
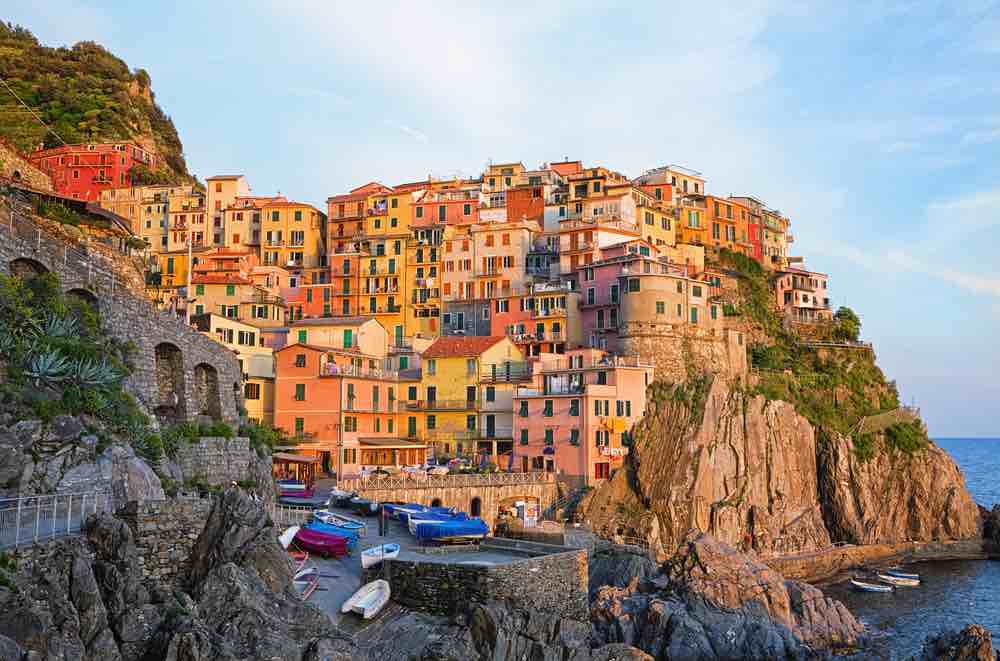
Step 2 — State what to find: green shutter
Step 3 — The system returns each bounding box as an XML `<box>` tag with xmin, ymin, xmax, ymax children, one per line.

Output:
<box><xmin>297</xmin><ymin>330</ymin><xmax>307</xmax><ymax>343</ymax></box>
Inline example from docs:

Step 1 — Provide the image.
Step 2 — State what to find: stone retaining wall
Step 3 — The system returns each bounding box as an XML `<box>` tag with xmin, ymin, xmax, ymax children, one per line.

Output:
<box><xmin>119</xmin><ymin>497</ymin><xmax>213</xmax><ymax>586</ymax></box>
<box><xmin>618</xmin><ymin>323</ymin><xmax>747</xmax><ymax>381</ymax></box>
<box><xmin>174</xmin><ymin>437</ymin><xmax>254</xmax><ymax>486</ymax></box>
<box><xmin>363</xmin><ymin>538</ymin><xmax>588</xmax><ymax>621</ymax></box>
<box><xmin>0</xmin><ymin>141</ymin><xmax>52</xmax><ymax>191</ymax></box>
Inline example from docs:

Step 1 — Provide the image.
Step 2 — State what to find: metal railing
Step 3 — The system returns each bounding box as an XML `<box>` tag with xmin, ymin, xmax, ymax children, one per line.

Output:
<box><xmin>265</xmin><ymin>502</ymin><xmax>314</xmax><ymax>527</ymax></box>
<box><xmin>340</xmin><ymin>470</ymin><xmax>553</xmax><ymax>492</ymax></box>
<box><xmin>0</xmin><ymin>492</ymin><xmax>112</xmax><ymax>549</ymax></box>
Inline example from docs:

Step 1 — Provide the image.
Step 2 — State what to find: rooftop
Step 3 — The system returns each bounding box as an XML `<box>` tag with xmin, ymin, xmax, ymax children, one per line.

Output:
<box><xmin>421</xmin><ymin>335</ymin><xmax>508</xmax><ymax>359</ymax></box>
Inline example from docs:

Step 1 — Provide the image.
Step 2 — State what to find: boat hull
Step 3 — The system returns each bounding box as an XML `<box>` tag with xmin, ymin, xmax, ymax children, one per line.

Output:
<box><xmin>850</xmin><ymin>579</ymin><xmax>893</xmax><ymax>593</ymax></box>
<box><xmin>877</xmin><ymin>573</ymin><xmax>920</xmax><ymax>587</ymax></box>
<box><xmin>341</xmin><ymin>579</ymin><xmax>391</xmax><ymax>619</ymax></box>
<box><xmin>361</xmin><ymin>543</ymin><xmax>401</xmax><ymax>569</ymax></box>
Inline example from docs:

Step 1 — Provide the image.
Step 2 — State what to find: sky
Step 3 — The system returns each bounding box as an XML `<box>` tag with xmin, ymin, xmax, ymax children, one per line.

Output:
<box><xmin>6</xmin><ymin>1</ymin><xmax>1000</xmax><ymax>436</ymax></box>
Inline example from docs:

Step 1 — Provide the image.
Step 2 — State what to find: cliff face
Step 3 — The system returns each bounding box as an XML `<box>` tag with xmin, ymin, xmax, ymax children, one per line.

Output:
<box><xmin>585</xmin><ymin>377</ymin><xmax>831</xmax><ymax>557</ymax></box>
<box><xmin>817</xmin><ymin>430</ymin><xmax>979</xmax><ymax>544</ymax></box>
<box><xmin>583</xmin><ymin>375</ymin><xmax>980</xmax><ymax>557</ymax></box>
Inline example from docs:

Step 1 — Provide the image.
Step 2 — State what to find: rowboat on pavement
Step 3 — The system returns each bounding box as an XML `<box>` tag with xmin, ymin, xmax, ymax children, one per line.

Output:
<box><xmin>361</xmin><ymin>543</ymin><xmax>400</xmax><ymax>569</ymax></box>
<box><xmin>341</xmin><ymin>579</ymin><xmax>391</xmax><ymax>619</ymax></box>
<box><xmin>312</xmin><ymin>509</ymin><xmax>367</xmax><ymax>535</ymax></box>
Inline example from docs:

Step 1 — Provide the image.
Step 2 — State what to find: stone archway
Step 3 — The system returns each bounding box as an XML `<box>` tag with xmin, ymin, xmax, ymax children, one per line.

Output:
<box><xmin>9</xmin><ymin>257</ymin><xmax>48</xmax><ymax>279</ymax></box>
<box><xmin>193</xmin><ymin>363</ymin><xmax>222</xmax><ymax>421</ymax></box>
<box><xmin>66</xmin><ymin>287</ymin><xmax>99</xmax><ymax>317</ymax></box>
<box><xmin>431</xmin><ymin>498</ymin><xmax>442</xmax><ymax>508</ymax></box>
<box><xmin>154</xmin><ymin>342</ymin><xmax>186</xmax><ymax>424</ymax></box>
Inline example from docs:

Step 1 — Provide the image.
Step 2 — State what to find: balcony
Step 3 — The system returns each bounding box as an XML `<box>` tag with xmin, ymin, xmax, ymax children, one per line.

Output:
<box><xmin>475</xmin><ymin>267</ymin><xmax>502</xmax><ymax>277</ymax></box>
<box><xmin>265</xmin><ymin>239</ymin><xmax>285</xmax><ymax>247</ymax></box>
<box><xmin>319</xmin><ymin>363</ymin><xmax>401</xmax><ymax>380</ymax></box>
<box><xmin>532</xmin><ymin>307</ymin><xmax>566</xmax><ymax>319</ymax></box>
<box><xmin>480</xmin><ymin>362</ymin><xmax>532</xmax><ymax>382</ymax></box>
<box><xmin>402</xmin><ymin>399</ymin><xmax>478</xmax><ymax>411</ymax></box>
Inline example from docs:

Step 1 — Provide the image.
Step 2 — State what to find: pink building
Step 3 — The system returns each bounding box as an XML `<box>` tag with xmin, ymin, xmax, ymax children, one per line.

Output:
<box><xmin>512</xmin><ymin>348</ymin><xmax>653</xmax><ymax>487</ymax></box>
<box><xmin>772</xmin><ymin>267</ymin><xmax>831</xmax><ymax>322</ymax></box>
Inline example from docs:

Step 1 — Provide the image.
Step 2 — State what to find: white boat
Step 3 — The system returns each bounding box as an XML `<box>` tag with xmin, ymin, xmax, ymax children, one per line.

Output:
<box><xmin>361</xmin><ymin>543</ymin><xmax>400</xmax><ymax>569</ymax></box>
<box><xmin>293</xmin><ymin>566</ymin><xmax>319</xmax><ymax>600</ymax></box>
<box><xmin>877</xmin><ymin>572</ymin><xmax>920</xmax><ymax>587</ymax></box>
<box><xmin>851</xmin><ymin>578</ymin><xmax>894</xmax><ymax>593</ymax></box>
<box><xmin>278</xmin><ymin>525</ymin><xmax>300</xmax><ymax>550</ymax></box>
<box><xmin>341</xmin><ymin>579</ymin><xmax>391</xmax><ymax>619</ymax></box>
<box><xmin>886</xmin><ymin>567</ymin><xmax>920</xmax><ymax>580</ymax></box>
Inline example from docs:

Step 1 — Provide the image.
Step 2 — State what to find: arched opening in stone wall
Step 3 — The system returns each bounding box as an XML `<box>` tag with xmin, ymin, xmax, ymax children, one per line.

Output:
<box><xmin>154</xmin><ymin>342</ymin><xmax>186</xmax><ymax>424</ymax></box>
<box><xmin>12</xmin><ymin>171</ymin><xmax>21</xmax><ymax>181</ymax></box>
<box><xmin>431</xmin><ymin>498</ymin><xmax>442</xmax><ymax>508</ymax></box>
<box><xmin>9</xmin><ymin>257</ymin><xmax>48</xmax><ymax>279</ymax></box>
<box><xmin>66</xmin><ymin>287</ymin><xmax>99</xmax><ymax>317</ymax></box>
<box><xmin>470</xmin><ymin>496</ymin><xmax>482</xmax><ymax>518</ymax></box>
<box><xmin>192</xmin><ymin>362</ymin><xmax>222</xmax><ymax>421</ymax></box>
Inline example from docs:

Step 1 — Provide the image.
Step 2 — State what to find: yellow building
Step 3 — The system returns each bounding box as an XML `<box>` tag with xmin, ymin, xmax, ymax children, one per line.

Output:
<box><xmin>260</xmin><ymin>200</ymin><xmax>327</xmax><ymax>287</ymax></box>
<box><xmin>675</xmin><ymin>194</ymin><xmax>708</xmax><ymax>246</ymax></box>
<box><xmin>205</xmin><ymin>175</ymin><xmax>251</xmax><ymax>246</ymax></box>
<box><xmin>413</xmin><ymin>336</ymin><xmax>523</xmax><ymax>460</ymax></box>
<box><xmin>404</xmin><ymin>224</ymin><xmax>444</xmax><ymax>337</ymax></box>
<box><xmin>190</xmin><ymin>312</ymin><xmax>276</xmax><ymax>425</ymax></box>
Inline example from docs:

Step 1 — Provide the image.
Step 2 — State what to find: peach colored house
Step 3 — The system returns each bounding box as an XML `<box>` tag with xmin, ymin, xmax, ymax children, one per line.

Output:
<box><xmin>512</xmin><ymin>348</ymin><xmax>653</xmax><ymax>487</ymax></box>
<box><xmin>273</xmin><ymin>343</ymin><xmax>425</xmax><ymax>476</ymax></box>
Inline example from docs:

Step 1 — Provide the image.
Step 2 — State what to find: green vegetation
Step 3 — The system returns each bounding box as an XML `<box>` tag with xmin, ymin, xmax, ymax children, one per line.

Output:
<box><xmin>0</xmin><ymin>272</ymin><xmax>149</xmax><ymax>441</ymax></box>
<box><xmin>0</xmin><ymin>22</ymin><xmax>188</xmax><ymax>178</ymax></box>
<box><xmin>240</xmin><ymin>420</ymin><xmax>286</xmax><ymax>457</ymax></box>
<box><xmin>714</xmin><ymin>248</ymin><xmax>923</xmax><ymax>461</ymax></box>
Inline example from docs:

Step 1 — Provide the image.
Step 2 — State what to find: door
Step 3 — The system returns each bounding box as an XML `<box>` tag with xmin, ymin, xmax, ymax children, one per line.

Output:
<box><xmin>407</xmin><ymin>416</ymin><xmax>417</xmax><ymax>437</ymax></box>
<box><xmin>395</xmin><ymin>325</ymin><xmax>403</xmax><ymax>345</ymax></box>
<box><xmin>486</xmin><ymin>414</ymin><xmax>496</xmax><ymax>438</ymax></box>
<box><xmin>466</xmin><ymin>385</ymin><xmax>476</xmax><ymax>404</ymax></box>
<box><xmin>427</xmin><ymin>386</ymin><xmax>437</xmax><ymax>404</ymax></box>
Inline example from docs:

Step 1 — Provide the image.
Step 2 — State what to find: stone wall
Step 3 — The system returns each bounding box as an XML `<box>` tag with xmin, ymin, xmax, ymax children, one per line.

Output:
<box><xmin>348</xmin><ymin>477</ymin><xmax>559</xmax><ymax>530</ymax></box>
<box><xmin>173</xmin><ymin>437</ymin><xmax>254</xmax><ymax>487</ymax></box>
<box><xmin>0</xmin><ymin>140</ymin><xmax>52</xmax><ymax>191</ymax></box>
<box><xmin>618</xmin><ymin>322</ymin><xmax>748</xmax><ymax>382</ymax></box>
<box><xmin>119</xmin><ymin>497</ymin><xmax>213</xmax><ymax>586</ymax></box>
<box><xmin>0</xmin><ymin>197</ymin><xmax>244</xmax><ymax>425</ymax></box>
<box><xmin>362</xmin><ymin>539</ymin><xmax>588</xmax><ymax>622</ymax></box>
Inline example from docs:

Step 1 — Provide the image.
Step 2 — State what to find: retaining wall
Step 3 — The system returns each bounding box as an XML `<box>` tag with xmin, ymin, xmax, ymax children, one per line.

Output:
<box><xmin>119</xmin><ymin>496</ymin><xmax>213</xmax><ymax>586</ymax></box>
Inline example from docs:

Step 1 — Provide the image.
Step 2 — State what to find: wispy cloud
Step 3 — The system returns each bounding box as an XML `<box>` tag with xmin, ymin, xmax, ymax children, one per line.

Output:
<box><xmin>384</xmin><ymin>120</ymin><xmax>429</xmax><ymax>144</ymax></box>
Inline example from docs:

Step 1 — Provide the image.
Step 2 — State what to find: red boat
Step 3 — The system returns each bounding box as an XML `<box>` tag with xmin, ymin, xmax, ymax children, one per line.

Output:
<box><xmin>294</xmin><ymin>527</ymin><xmax>349</xmax><ymax>558</ymax></box>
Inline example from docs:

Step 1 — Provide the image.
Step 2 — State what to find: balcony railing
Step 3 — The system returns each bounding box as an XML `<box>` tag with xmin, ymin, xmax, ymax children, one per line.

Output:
<box><xmin>479</xmin><ymin>362</ymin><xmax>532</xmax><ymax>382</ymax></box>
<box><xmin>402</xmin><ymin>399</ymin><xmax>478</xmax><ymax>411</ymax></box>
<box><xmin>475</xmin><ymin>267</ymin><xmax>502</xmax><ymax>277</ymax></box>
<box><xmin>532</xmin><ymin>307</ymin><xmax>567</xmax><ymax>319</ymax></box>
<box><xmin>320</xmin><ymin>364</ymin><xmax>401</xmax><ymax>380</ymax></box>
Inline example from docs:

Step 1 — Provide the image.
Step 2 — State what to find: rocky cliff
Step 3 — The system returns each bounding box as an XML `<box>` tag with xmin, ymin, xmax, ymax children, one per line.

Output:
<box><xmin>0</xmin><ymin>489</ymin><xmax>355</xmax><ymax>661</ymax></box>
<box><xmin>582</xmin><ymin>375</ymin><xmax>980</xmax><ymax>559</ymax></box>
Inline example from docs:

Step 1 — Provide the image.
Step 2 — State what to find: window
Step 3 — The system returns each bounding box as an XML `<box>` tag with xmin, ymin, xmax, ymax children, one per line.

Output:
<box><xmin>344</xmin><ymin>416</ymin><xmax>357</xmax><ymax>432</ymax></box>
<box><xmin>690</xmin><ymin>307</ymin><xmax>699</xmax><ymax>323</ymax></box>
<box><xmin>271</xmin><ymin>211</ymin><xmax>280</xmax><ymax>221</ymax></box>
<box><xmin>711</xmin><ymin>305</ymin><xmax>718</xmax><ymax>320</ymax></box>
<box><xmin>466</xmin><ymin>358</ymin><xmax>476</xmax><ymax>375</ymax></box>
<box><xmin>427</xmin><ymin>415</ymin><xmax>436</xmax><ymax>430</ymax></box>
<box><xmin>570</xmin><ymin>429</ymin><xmax>580</xmax><ymax>446</ymax></box>
<box><xmin>294</xmin><ymin>210</ymin><xmax>302</xmax><ymax>221</ymax></box>
<box><xmin>297</xmin><ymin>330</ymin><xmax>307</xmax><ymax>343</ymax></box>
<box><xmin>244</xmin><ymin>383</ymin><xmax>260</xmax><ymax>400</ymax></box>
<box><xmin>610</xmin><ymin>284</ymin><xmax>619</xmax><ymax>303</ymax></box>
<box><xmin>463</xmin><ymin>203</ymin><xmax>471</xmax><ymax>215</ymax></box>
<box><xmin>486</xmin><ymin>386</ymin><xmax>495</xmax><ymax>402</ymax></box>
<box><xmin>543</xmin><ymin>400</ymin><xmax>554</xmax><ymax>416</ymax></box>
<box><xmin>295</xmin><ymin>418</ymin><xmax>304</xmax><ymax>435</ymax></box>
<box><xmin>692</xmin><ymin>285</ymin><xmax>703</xmax><ymax>298</ymax></box>
<box><xmin>519</xmin><ymin>400</ymin><xmax>528</xmax><ymax>417</ymax></box>
<box><xmin>294</xmin><ymin>354</ymin><xmax>306</xmax><ymax>367</ymax></box>
<box><xmin>343</xmin><ymin>329</ymin><xmax>353</xmax><ymax>348</ymax></box>
<box><xmin>570</xmin><ymin>399</ymin><xmax>579</xmax><ymax>416</ymax></box>
<box><xmin>616</xmin><ymin>400</ymin><xmax>624</xmax><ymax>416</ymax></box>
<box><xmin>656</xmin><ymin>301</ymin><xmax>665</xmax><ymax>314</ymax></box>
<box><xmin>294</xmin><ymin>384</ymin><xmax>306</xmax><ymax>401</ymax></box>
<box><xmin>676</xmin><ymin>281</ymin><xmax>684</xmax><ymax>294</ymax></box>
<box><xmin>544</xmin><ymin>429</ymin><xmax>554</xmax><ymax>445</ymax></box>
<box><xmin>627</xmin><ymin>279</ymin><xmax>639</xmax><ymax>292</ymax></box>
<box><xmin>587</xmin><ymin>288</ymin><xmax>595</xmax><ymax>305</ymax></box>
<box><xmin>520</xmin><ymin>429</ymin><xmax>528</xmax><ymax>445</ymax></box>
<box><xmin>466</xmin><ymin>415</ymin><xmax>476</xmax><ymax>430</ymax></box>
<box><xmin>427</xmin><ymin>359</ymin><xmax>436</xmax><ymax>375</ymax></box>
<box><xmin>597</xmin><ymin>371</ymin><xmax>607</xmax><ymax>385</ymax></box>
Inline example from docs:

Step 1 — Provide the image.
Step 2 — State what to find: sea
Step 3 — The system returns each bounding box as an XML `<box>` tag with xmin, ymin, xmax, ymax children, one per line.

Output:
<box><xmin>824</xmin><ymin>437</ymin><xmax>1000</xmax><ymax>659</ymax></box>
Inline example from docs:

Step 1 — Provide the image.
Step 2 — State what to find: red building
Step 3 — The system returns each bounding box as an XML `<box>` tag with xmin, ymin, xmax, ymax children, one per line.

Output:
<box><xmin>506</xmin><ymin>185</ymin><xmax>545</xmax><ymax>224</ymax></box>
<box><xmin>28</xmin><ymin>142</ymin><xmax>158</xmax><ymax>201</ymax></box>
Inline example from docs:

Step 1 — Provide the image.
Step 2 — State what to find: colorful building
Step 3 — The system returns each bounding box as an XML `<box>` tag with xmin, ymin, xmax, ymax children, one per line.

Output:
<box><xmin>512</xmin><ymin>348</ymin><xmax>653</xmax><ymax>487</ymax></box>
<box><xmin>259</xmin><ymin>200</ymin><xmax>327</xmax><ymax>286</ymax></box>
<box><xmin>773</xmin><ymin>267</ymin><xmax>831</xmax><ymax>323</ymax></box>
<box><xmin>28</xmin><ymin>142</ymin><xmax>158</xmax><ymax>201</ymax></box>
<box><xmin>205</xmin><ymin>175</ymin><xmax>251</xmax><ymax>246</ymax></box>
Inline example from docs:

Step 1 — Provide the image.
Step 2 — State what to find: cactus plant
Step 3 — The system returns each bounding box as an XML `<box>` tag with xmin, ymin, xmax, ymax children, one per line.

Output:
<box><xmin>72</xmin><ymin>357</ymin><xmax>121</xmax><ymax>388</ymax></box>
<box><xmin>25</xmin><ymin>351</ymin><xmax>72</xmax><ymax>385</ymax></box>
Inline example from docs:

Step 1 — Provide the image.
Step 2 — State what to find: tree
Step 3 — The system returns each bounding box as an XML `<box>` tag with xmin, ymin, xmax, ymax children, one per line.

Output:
<box><xmin>831</xmin><ymin>306</ymin><xmax>861</xmax><ymax>342</ymax></box>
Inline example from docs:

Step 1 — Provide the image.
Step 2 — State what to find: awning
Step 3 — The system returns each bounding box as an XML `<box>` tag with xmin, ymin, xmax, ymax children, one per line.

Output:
<box><xmin>272</xmin><ymin>452</ymin><xmax>322</xmax><ymax>464</ymax></box>
<box><xmin>358</xmin><ymin>437</ymin><xmax>427</xmax><ymax>449</ymax></box>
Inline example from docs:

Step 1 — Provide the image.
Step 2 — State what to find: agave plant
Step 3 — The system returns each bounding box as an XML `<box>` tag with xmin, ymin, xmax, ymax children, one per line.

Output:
<box><xmin>41</xmin><ymin>313</ymin><xmax>79</xmax><ymax>339</ymax></box>
<box><xmin>72</xmin><ymin>357</ymin><xmax>121</xmax><ymax>388</ymax></box>
<box><xmin>25</xmin><ymin>350</ymin><xmax>72</xmax><ymax>386</ymax></box>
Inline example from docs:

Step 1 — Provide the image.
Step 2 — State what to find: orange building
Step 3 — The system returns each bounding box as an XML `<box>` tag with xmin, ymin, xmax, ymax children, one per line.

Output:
<box><xmin>273</xmin><ymin>343</ymin><xmax>426</xmax><ymax>476</ymax></box>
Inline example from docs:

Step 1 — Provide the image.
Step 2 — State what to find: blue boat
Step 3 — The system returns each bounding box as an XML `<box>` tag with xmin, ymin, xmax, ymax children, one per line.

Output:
<box><xmin>392</xmin><ymin>503</ymin><xmax>430</xmax><ymax>523</ymax></box>
<box><xmin>407</xmin><ymin>511</ymin><xmax>467</xmax><ymax>535</ymax></box>
<box><xmin>278</xmin><ymin>495</ymin><xmax>326</xmax><ymax>507</ymax></box>
<box><xmin>312</xmin><ymin>511</ymin><xmax>366</xmax><ymax>534</ymax></box>
<box><xmin>305</xmin><ymin>520</ymin><xmax>359</xmax><ymax>549</ymax></box>
<box><xmin>413</xmin><ymin>517</ymin><xmax>488</xmax><ymax>543</ymax></box>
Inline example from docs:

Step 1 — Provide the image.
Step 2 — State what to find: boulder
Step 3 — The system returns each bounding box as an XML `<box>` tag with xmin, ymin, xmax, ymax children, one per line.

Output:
<box><xmin>914</xmin><ymin>624</ymin><xmax>998</xmax><ymax>661</ymax></box>
<box><xmin>589</xmin><ymin>544</ymin><xmax>658</xmax><ymax>599</ymax></box>
<box><xmin>107</xmin><ymin>445</ymin><xmax>164</xmax><ymax>506</ymax></box>
<box><xmin>44</xmin><ymin>415</ymin><xmax>84</xmax><ymax>447</ymax></box>
<box><xmin>185</xmin><ymin>488</ymin><xmax>291</xmax><ymax>595</ymax></box>
<box><xmin>591</xmin><ymin>532</ymin><xmax>863</xmax><ymax>660</ymax></box>
<box><xmin>981</xmin><ymin>505</ymin><xmax>1000</xmax><ymax>550</ymax></box>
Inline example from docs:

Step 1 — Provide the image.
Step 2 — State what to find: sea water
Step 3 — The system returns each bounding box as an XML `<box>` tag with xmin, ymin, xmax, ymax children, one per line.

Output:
<box><xmin>824</xmin><ymin>437</ymin><xmax>1000</xmax><ymax>659</ymax></box>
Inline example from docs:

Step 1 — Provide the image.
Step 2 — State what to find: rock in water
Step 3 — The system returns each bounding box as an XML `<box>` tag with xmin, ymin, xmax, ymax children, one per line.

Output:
<box><xmin>817</xmin><ymin>431</ymin><xmax>980</xmax><ymax>545</ymax></box>
<box><xmin>914</xmin><ymin>624</ymin><xmax>998</xmax><ymax>661</ymax></box>
<box><xmin>591</xmin><ymin>532</ymin><xmax>863</xmax><ymax>660</ymax></box>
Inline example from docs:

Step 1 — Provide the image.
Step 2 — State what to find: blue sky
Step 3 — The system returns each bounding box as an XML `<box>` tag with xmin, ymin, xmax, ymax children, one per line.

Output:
<box><xmin>8</xmin><ymin>1</ymin><xmax>1000</xmax><ymax>436</ymax></box>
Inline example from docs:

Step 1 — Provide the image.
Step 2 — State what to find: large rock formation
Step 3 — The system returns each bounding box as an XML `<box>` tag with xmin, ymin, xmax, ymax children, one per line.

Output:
<box><xmin>817</xmin><ymin>431</ymin><xmax>980</xmax><ymax>545</ymax></box>
<box><xmin>590</xmin><ymin>533</ymin><xmax>863</xmax><ymax>660</ymax></box>
<box><xmin>0</xmin><ymin>489</ymin><xmax>354</xmax><ymax>661</ymax></box>
<box><xmin>582</xmin><ymin>376</ymin><xmax>981</xmax><ymax>557</ymax></box>
<box><xmin>914</xmin><ymin>624</ymin><xmax>998</xmax><ymax>661</ymax></box>
<box><xmin>584</xmin><ymin>378</ymin><xmax>832</xmax><ymax>558</ymax></box>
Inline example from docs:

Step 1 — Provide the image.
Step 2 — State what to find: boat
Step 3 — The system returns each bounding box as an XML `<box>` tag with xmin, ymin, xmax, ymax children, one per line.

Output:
<box><xmin>277</xmin><ymin>479</ymin><xmax>308</xmax><ymax>491</ymax></box>
<box><xmin>392</xmin><ymin>503</ymin><xmax>430</xmax><ymax>523</ymax></box>
<box><xmin>280</xmin><ymin>487</ymin><xmax>315</xmax><ymax>498</ymax></box>
<box><xmin>407</xmin><ymin>511</ymin><xmax>466</xmax><ymax>535</ymax></box>
<box><xmin>885</xmin><ymin>567</ymin><xmax>920</xmax><ymax>580</ymax></box>
<box><xmin>350</xmin><ymin>496</ymin><xmax>380</xmax><ymax>516</ymax></box>
<box><xmin>326</xmin><ymin>488</ymin><xmax>356</xmax><ymax>507</ymax></box>
<box><xmin>278</xmin><ymin>525</ymin><xmax>309</xmax><ymax>569</ymax></box>
<box><xmin>292</xmin><ymin>566</ymin><xmax>319</xmax><ymax>601</ymax></box>
<box><xmin>293</xmin><ymin>527</ymin><xmax>350</xmax><ymax>558</ymax></box>
<box><xmin>313</xmin><ymin>509</ymin><xmax>367</xmax><ymax>534</ymax></box>
<box><xmin>361</xmin><ymin>543</ymin><xmax>400</xmax><ymax>569</ymax></box>
<box><xmin>278</xmin><ymin>494</ymin><xmax>327</xmax><ymax>507</ymax></box>
<box><xmin>877</xmin><ymin>572</ymin><xmax>920</xmax><ymax>587</ymax></box>
<box><xmin>850</xmin><ymin>578</ymin><xmax>894</xmax><ymax>593</ymax></box>
<box><xmin>413</xmin><ymin>517</ymin><xmax>489</xmax><ymax>543</ymax></box>
<box><xmin>304</xmin><ymin>520</ymin><xmax>359</xmax><ymax>549</ymax></box>
<box><xmin>341</xmin><ymin>579</ymin><xmax>391</xmax><ymax>619</ymax></box>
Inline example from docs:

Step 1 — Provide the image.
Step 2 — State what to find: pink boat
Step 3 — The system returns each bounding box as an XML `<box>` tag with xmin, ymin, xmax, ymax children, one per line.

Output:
<box><xmin>294</xmin><ymin>527</ymin><xmax>349</xmax><ymax>558</ymax></box>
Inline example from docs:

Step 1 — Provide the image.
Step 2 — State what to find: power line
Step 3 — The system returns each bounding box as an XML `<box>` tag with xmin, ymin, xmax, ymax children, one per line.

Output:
<box><xmin>0</xmin><ymin>75</ymin><xmax>66</xmax><ymax>146</ymax></box>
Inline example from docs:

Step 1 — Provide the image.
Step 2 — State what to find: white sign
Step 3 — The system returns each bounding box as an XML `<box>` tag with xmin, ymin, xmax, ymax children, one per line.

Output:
<box><xmin>600</xmin><ymin>446</ymin><xmax>629</xmax><ymax>458</ymax></box>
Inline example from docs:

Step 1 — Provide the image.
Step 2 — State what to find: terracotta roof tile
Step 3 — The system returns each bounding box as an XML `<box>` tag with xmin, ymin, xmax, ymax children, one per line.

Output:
<box><xmin>421</xmin><ymin>336</ymin><xmax>507</xmax><ymax>359</ymax></box>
